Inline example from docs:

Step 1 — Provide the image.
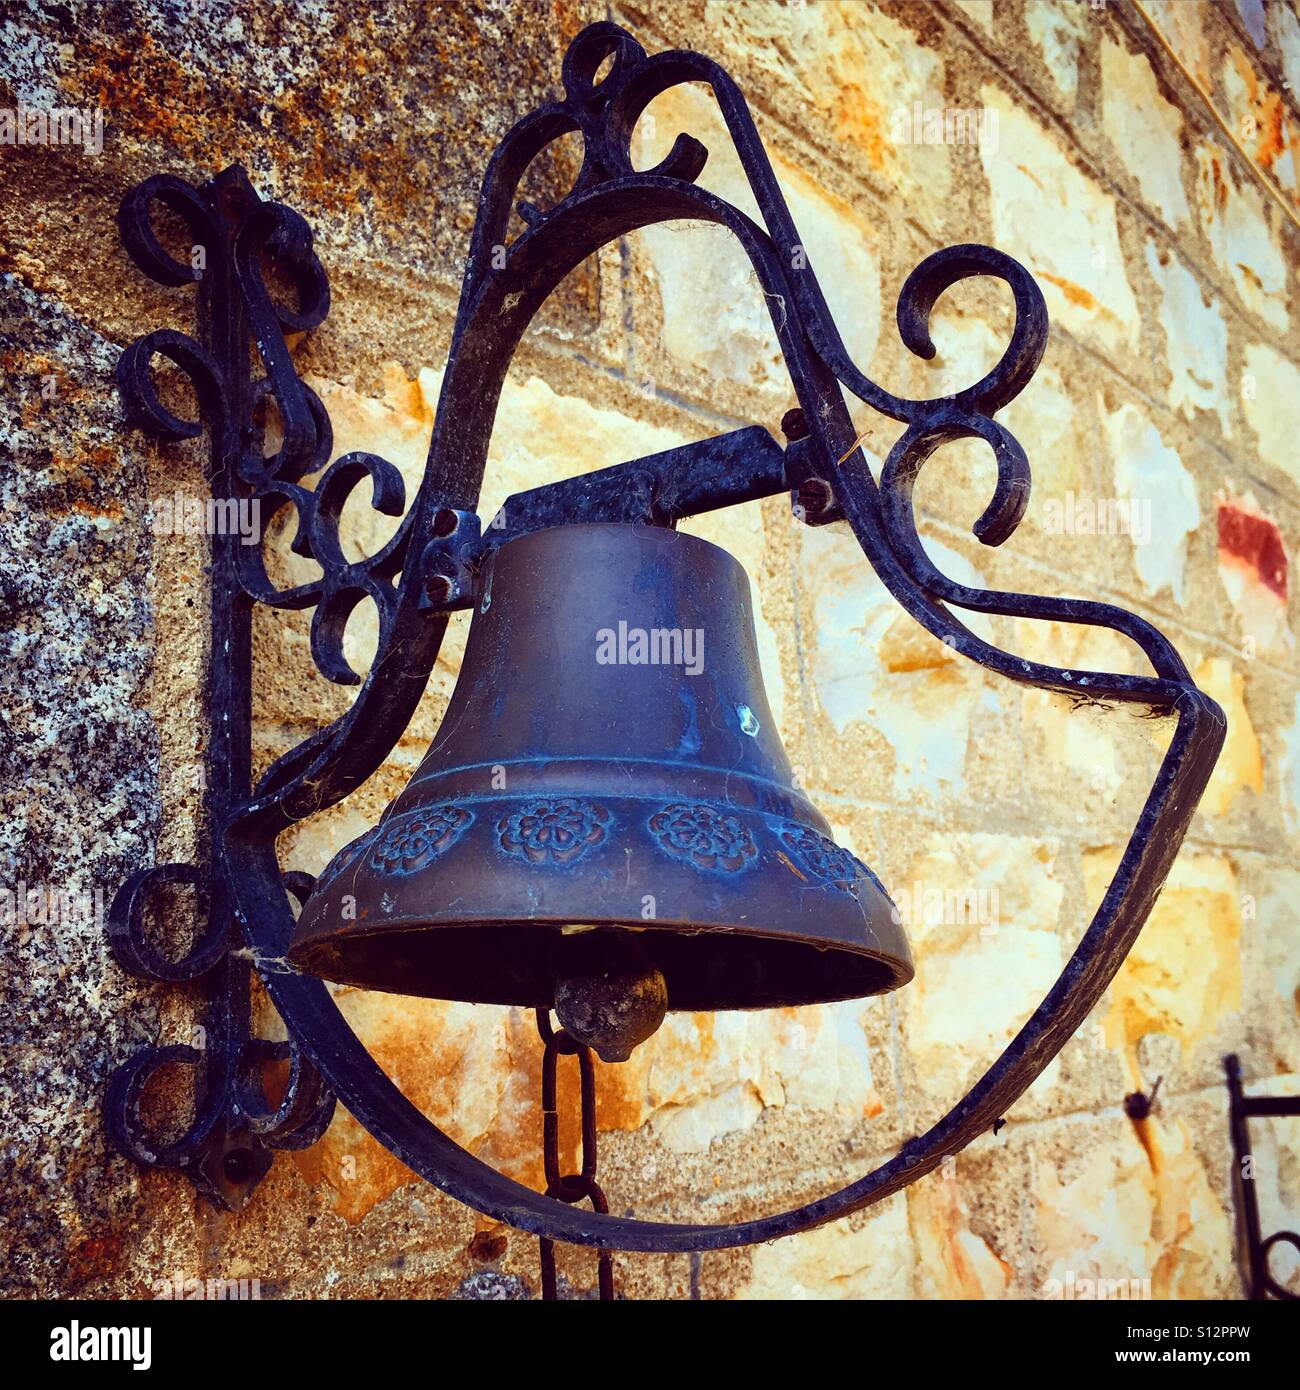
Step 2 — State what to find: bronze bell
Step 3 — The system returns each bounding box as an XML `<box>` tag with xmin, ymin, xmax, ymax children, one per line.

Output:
<box><xmin>289</xmin><ymin>523</ymin><xmax>913</xmax><ymax>1060</ymax></box>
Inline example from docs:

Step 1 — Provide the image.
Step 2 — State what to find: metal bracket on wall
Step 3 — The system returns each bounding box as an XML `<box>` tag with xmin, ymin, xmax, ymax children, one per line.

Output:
<box><xmin>104</xmin><ymin>167</ymin><xmax>338</xmax><ymax>1209</ymax></box>
<box><xmin>107</xmin><ymin>22</ymin><xmax>1226</xmax><ymax>1247</ymax></box>
<box><xmin>1224</xmin><ymin>1054</ymin><xmax>1300</xmax><ymax>1300</ymax></box>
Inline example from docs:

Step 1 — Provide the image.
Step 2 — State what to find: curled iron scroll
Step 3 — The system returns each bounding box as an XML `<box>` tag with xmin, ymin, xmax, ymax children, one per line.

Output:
<box><xmin>104</xmin><ymin>864</ymin><xmax>335</xmax><ymax>1200</ymax></box>
<box><xmin>105</xmin><ymin>863</ymin><xmax>233</xmax><ymax>1182</ymax></box>
<box><xmin>115</xmin><ymin>169</ymin><xmax>420</xmax><ymax>688</ymax></box>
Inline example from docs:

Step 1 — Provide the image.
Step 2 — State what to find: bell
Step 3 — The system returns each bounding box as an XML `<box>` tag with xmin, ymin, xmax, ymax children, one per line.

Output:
<box><xmin>289</xmin><ymin>522</ymin><xmax>913</xmax><ymax>1060</ymax></box>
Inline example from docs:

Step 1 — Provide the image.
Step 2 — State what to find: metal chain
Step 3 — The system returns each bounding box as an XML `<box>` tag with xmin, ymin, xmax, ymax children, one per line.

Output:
<box><xmin>535</xmin><ymin>1009</ymin><xmax>615</xmax><ymax>1300</ymax></box>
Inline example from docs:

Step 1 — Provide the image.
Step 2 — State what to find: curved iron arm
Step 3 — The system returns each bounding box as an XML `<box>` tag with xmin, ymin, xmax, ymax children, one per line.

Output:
<box><xmin>112</xmin><ymin>22</ymin><xmax>1224</xmax><ymax>1242</ymax></box>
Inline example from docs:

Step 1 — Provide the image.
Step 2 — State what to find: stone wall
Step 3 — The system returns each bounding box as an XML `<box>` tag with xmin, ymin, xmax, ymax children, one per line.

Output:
<box><xmin>2</xmin><ymin>0</ymin><xmax>1298</xmax><ymax>1299</ymax></box>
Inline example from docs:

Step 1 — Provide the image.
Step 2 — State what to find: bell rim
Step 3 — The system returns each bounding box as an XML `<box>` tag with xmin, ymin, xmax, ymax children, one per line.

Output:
<box><xmin>288</xmin><ymin>911</ymin><xmax>914</xmax><ymax>1009</ymax></box>
<box><xmin>290</xmin><ymin>792</ymin><xmax>914</xmax><ymax>1010</ymax></box>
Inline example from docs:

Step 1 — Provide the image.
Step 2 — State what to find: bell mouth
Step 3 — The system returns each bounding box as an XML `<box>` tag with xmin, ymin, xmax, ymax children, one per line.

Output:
<box><xmin>289</xmin><ymin>916</ymin><xmax>912</xmax><ymax>1013</ymax></box>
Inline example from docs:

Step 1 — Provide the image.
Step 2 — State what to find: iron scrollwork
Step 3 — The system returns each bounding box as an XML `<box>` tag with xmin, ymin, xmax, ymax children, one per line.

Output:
<box><xmin>111</xmin><ymin>23</ymin><xmax>1224</xmax><ymax>1242</ymax></box>
<box><xmin>105</xmin><ymin>165</ymin><xmax>369</xmax><ymax>1207</ymax></box>
<box><xmin>1224</xmin><ymin>1055</ymin><xmax>1300</xmax><ymax>1299</ymax></box>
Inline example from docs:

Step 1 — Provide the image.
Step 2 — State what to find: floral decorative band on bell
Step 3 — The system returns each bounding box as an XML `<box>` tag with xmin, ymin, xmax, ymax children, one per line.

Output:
<box><xmin>368</xmin><ymin>806</ymin><xmax>474</xmax><ymax>876</ymax></box>
<box><xmin>497</xmin><ymin>798</ymin><xmax>612</xmax><ymax>866</ymax></box>
<box><xmin>647</xmin><ymin>802</ymin><xmax>760</xmax><ymax>874</ymax></box>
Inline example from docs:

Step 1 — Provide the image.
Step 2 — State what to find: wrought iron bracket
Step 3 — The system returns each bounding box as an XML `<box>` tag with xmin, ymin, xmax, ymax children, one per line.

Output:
<box><xmin>1224</xmin><ymin>1054</ymin><xmax>1300</xmax><ymax>1299</ymax></box>
<box><xmin>109</xmin><ymin>22</ymin><xmax>1225</xmax><ymax>1244</ymax></box>
<box><xmin>105</xmin><ymin>167</ymin><xmax>340</xmax><ymax>1209</ymax></box>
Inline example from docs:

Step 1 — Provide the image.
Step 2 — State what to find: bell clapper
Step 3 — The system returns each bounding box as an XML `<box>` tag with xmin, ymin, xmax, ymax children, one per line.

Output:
<box><xmin>552</xmin><ymin>929</ymin><xmax>668</xmax><ymax>1063</ymax></box>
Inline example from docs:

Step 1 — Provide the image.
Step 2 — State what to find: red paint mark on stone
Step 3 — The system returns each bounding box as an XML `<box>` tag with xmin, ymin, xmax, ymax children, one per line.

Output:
<box><xmin>1217</xmin><ymin>501</ymin><xmax>1288</xmax><ymax>600</ymax></box>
